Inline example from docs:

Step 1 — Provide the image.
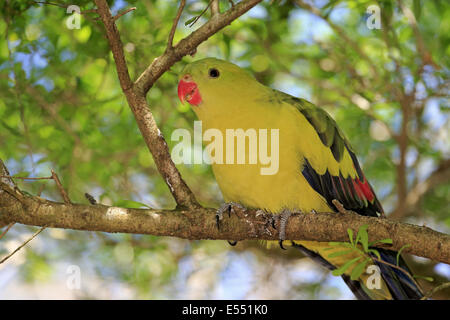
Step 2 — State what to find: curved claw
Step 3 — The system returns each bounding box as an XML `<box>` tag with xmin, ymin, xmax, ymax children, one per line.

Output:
<box><xmin>216</xmin><ymin>202</ymin><xmax>246</xmax><ymax>231</ymax></box>
<box><xmin>216</xmin><ymin>213</ymin><xmax>222</xmax><ymax>231</ymax></box>
<box><xmin>274</xmin><ymin>209</ymin><xmax>293</xmax><ymax>250</ymax></box>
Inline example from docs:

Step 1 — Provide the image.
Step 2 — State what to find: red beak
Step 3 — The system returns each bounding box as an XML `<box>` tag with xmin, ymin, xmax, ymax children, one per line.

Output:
<box><xmin>178</xmin><ymin>76</ymin><xmax>202</xmax><ymax>106</ymax></box>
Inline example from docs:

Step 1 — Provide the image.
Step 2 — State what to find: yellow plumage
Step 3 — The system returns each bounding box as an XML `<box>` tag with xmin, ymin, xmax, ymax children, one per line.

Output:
<box><xmin>177</xmin><ymin>58</ymin><xmax>421</xmax><ymax>300</ymax></box>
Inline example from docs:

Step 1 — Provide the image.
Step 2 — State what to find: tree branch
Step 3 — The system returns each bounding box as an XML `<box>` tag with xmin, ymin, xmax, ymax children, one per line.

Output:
<box><xmin>0</xmin><ymin>159</ymin><xmax>17</xmax><ymax>228</ymax></box>
<box><xmin>133</xmin><ymin>0</ymin><xmax>262</xmax><ymax>95</ymax></box>
<box><xmin>166</xmin><ymin>0</ymin><xmax>186</xmax><ymax>51</ymax></box>
<box><xmin>390</xmin><ymin>159</ymin><xmax>450</xmax><ymax>220</ymax></box>
<box><xmin>94</xmin><ymin>0</ymin><xmax>262</xmax><ymax>210</ymax></box>
<box><xmin>1</xmin><ymin>182</ymin><xmax>448</xmax><ymax>264</ymax></box>
<box><xmin>398</xmin><ymin>0</ymin><xmax>437</xmax><ymax>69</ymax></box>
<box><xmin>0</xmin><ymin>226</ymin><xmax>45</xmax><ymax>264</ymax></box>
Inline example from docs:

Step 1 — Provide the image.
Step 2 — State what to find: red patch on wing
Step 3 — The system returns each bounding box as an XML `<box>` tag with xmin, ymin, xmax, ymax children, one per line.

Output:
<box><xmin>350</xmin><ymin>159</ymin><xmax>376</xmax><ymax>203</ymax></box>
<box><xmin>357</xmin><ymin>177</ymin><xmax>375</xmax><ymax>202</ymax></box>
<box><xmin>352</xmin><ymin>179</ymin><xmax>365</xmax><ymax>200</ymax></box>
<box><xmin>178</xmin><ymin>78</ymin><xmax>202</xmax><ymax>106</ymax></box>
<box><xmin>351</xmin><ymin>177</ymin><xmax>375</xmax><ymax>202</ymax></box>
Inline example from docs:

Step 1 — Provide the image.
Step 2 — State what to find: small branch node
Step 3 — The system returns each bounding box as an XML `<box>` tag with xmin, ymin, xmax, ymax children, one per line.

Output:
<box><xmin>332</xmin><ymin>199</ymin><xmax>351</xmax><ymax>214</ymax></box>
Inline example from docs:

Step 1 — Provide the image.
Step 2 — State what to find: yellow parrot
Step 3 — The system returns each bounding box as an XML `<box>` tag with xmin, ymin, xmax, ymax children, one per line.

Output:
<box><xmin>177</xmin><ymin>58</ymin><xmax>423</xmax><ymax>300</ymax></box>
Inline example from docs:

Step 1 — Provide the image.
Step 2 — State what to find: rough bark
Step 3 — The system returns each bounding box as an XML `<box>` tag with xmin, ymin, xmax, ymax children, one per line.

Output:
<box><xmin>1</xmin><ymin>182</ymin><xmax>448</xmax><ymax>264</ymax></box>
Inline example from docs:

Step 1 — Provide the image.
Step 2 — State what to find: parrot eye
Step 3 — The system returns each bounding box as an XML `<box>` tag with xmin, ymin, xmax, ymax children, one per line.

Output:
<box><xmin>208</xmin><ymin>68</ymin><xmax>220</xmax><ymax>78</ymax></box>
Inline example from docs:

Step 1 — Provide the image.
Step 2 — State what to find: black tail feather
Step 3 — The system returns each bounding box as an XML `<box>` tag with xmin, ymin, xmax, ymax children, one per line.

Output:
<box><xmin>292</xmin><ymin>242</ymin><xmax>423</xmax><ymax>300</ymax></box>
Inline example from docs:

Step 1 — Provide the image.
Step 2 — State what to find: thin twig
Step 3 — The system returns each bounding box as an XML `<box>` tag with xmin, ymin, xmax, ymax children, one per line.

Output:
<box><xmin>187</xmin><ymin>0</ymin><xmax>213</xmax><ymax>27</ymax></box>
<box><xmin>0</xmin><ymin>175</ymin><xmax>53</xmax><ymax>180</ymax></box>
<box><xmin>51</xmin><ymin>170</ymin><xmax>71</xmax><ymax>204</ymax></box>
<box><xmin>421</xmin><ymin>282</ymin><xmax>450</xmax><ymax>300</ymax></box>
<box><xmin>0</xmin><ymin>227</ymin><xmax>46</xmax><ymax>264</ymax></box>
<box><xmin>167</xmin><ymin>0</ymin><xmax>186</xmax><ymax>51</ymax></box>
<box><xmin>0</xmin><ymin>160</ymin><xmax>16</xmax><ymax>188</ymax></box>
<box><xmin>0</xmin><ymin>223</ymin><xmax>15</xmax><ymax>240</ymax></box>
<box><xmin>398</xmin><ymin>0</ymin><xmax>437</xmax><ymax>69</ymax></box>
<box><xmin>33</xmin><ymin>1</ymin><xmax>97</xmax><ymax>14</ymax></box>
<box><xmin>134</xmin><ymin>0</ymin><xmax>262</xmax><ymax>95</ymax></box>
<box><xmin>36</xmin><ymin>182</ymin><xmax>46</xmax><ymax>196</ymax></box>
<box><xmin>25</xmin><ymin>85</ymin><xmax>82</xmax><ymax>146</ymax></box>
<box><xmin>33</xmin><ymin>1</ymin><xmax>68</xmax><ymax>9</ymax></box>
<box><xmin>113</xmin><ymin>7</ymin><xmax>136</xmax><ymax>21</ymax></box>
<box><xmin>371</xmin><ymin>256</ymin><xmax>421</xmax><ymax>290</ymax></box>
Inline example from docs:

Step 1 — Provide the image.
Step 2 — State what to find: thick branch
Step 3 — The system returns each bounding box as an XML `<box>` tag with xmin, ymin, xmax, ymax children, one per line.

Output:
<box><xmin>1</xmin><ymin>182</ymin><xmax>448</xmax><ymax>264</ymax></box>
<box><xmin>95</xmin><ymin>0</ymin><xmax>199</xmax><ymax>209</ymax></box>
<box><xmin>94</xmin><ymin>0</ymin><xmax>261</xmax><ymax>210</ymax></box>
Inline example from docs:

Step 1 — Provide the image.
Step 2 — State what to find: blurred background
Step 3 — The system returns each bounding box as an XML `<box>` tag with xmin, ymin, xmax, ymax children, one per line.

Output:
<box><xmin>0</xmin><ymin>0</ymin><xmax>448</xmax><ymax>299</ymax></box>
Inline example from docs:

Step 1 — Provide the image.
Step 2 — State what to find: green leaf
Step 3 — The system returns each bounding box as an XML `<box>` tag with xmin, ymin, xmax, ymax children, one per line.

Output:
<box><xmin>368</xmin><ymin>249</ymin><xmax>381</xmax><ymax>260</ymax></box>
<box><xmin>396</xmin><ymin>244</ymin><xmax>411</xmax><ymax>266</ymax></box>
<box><xmin>1</xmin><ymin>120</ymin><xmax>22</xmax><ymax>136</ymax></box>
<box><xmin>350</xmin><ymin>260</ymin><xmax>369</xmax><ymax>281</ymax></box>
<box><xmin>184</xmin><ymin>16</ymin><xmax>197</xmax><ymax>26</ymax></box>
<box><xmin>413</xmin><ymin>275</ymin><xmax>434</xmax><ymax>282</ymax></box>
<box><xmin>413</xmin><ymin>0</ymin><xmax>422</xmax><ymax>21</ymax></box>
<box><xmin>368</xmin><ymin>238</ymin><xmax>393</xmax><ymax>246</ymax></box>
<box><xmin>331</xmin><ymin>257</ymin><xmax>361</xmax><ymax>277</ymax></box>
<box><xmin>327</xmin><ymin>249</ymin><xmax>355</xmax><ymax>259</ymax></box>
<box><xmin>328</xmin><ymin>242</ymin><xmax>354</xmax><ymax>248</ymax></box>
<box><xmin>380</xmin><ymin>0</ymin><xmax>393</xmax><ymax>28</ymax></box>
<box><xmin>21</xmin><ymin>190</ymin><xmax>35</xmax><ymax>197</ymax></box>
<box><xmin>356</xmin><ymin>224</ymin><xmax>369</xmax><ymax>252</ymax></box>
<box><xmin>347</xmin><ymin>228</ymin><xmax>354</xmax><ymax>246</ymax></box>
<box><xmin>14</xmin><ymin>171</ymin><xmax>31</xmax><ymax>178</ymax></box>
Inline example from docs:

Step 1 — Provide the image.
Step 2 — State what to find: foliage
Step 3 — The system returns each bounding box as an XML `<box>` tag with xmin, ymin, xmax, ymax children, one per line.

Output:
<box><xmin>327</xmin><ymin>225</ymin><xmax>391</xmax><ymax>280</ymax></box>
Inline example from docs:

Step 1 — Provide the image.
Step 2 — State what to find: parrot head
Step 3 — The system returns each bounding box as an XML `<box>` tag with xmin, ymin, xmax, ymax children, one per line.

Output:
<box><xmin>177</xmin><ymin>58</ymin><xmax>257</xmax><ymax>107</ymax></box>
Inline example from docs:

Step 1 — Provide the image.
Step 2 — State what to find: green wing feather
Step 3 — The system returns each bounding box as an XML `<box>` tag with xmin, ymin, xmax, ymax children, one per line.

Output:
<box><xmin>274</xmin><ymin>90</ymin><xmax>383</xmax><ymax>216</ymax></box>
<box><xmin>273</xmin><ymin>90</ymin><xmax>423</xmax><ymax>300</ymax></box>
<box><xmin>278</xmin><ymin>93</ymin><xmax>348</xmax><ymax>162</ymax></box>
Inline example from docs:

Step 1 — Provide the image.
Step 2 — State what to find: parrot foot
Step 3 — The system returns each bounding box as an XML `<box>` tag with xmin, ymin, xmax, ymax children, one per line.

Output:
<box><xmin>216</xmin><ymin>202</ymin><xmax>246</xmax><ymax>231</ymax></box>
<box><xmin>255</xmin><ymin>209</ymin><xmax>278</xmax><ymax>237</ymax></box>
<box><xmin>275</xmin><ymin>209</ymin><xmax>292</xmax><ymax>250</ymax></box>
<box><xmin>256</xmin><ymin>209</ymin><xmax>277</xmax><ymax>229</ymax></box>
<box><xmin>216</xmin><ymin>202</ymin><xmax>246</xmax><ymax>246</ymax></box>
